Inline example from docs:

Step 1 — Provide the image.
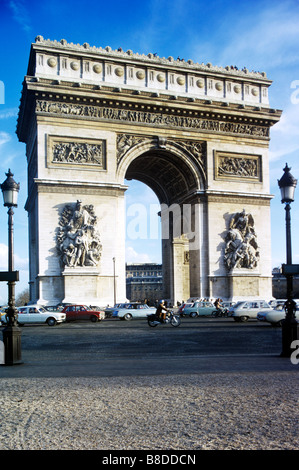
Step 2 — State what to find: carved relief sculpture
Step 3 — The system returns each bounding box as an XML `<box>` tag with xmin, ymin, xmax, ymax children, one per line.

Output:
<box><xmin>53</xmin><ymin>141</ymin><xmax>104</xmax><ymax>166</ymax></box>
<box><xmin>57</xmin><ymin>200</ymin><xmax>102</xmax><ymax>268</ymax></box>
<box><xmin>224</xmin><ymin>209</ymin><xmax>259</xmax><ymax>271</ymax></box>
<box><xmin>218</xmin><ymin>156</ymin><xmax>258</xmax><ymax>178</ymax></box>
<box><xmin>215</xmin><ymin>152</ymin><xmax>261</xmax><ymax>181</ymax></box>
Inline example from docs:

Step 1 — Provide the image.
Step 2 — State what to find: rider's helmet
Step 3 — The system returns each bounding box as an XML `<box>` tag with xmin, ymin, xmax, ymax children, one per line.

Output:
<box><xmin>159</xmin><ymin>299</ymin><xmax>164</xmax><ymax>304</ymax></box>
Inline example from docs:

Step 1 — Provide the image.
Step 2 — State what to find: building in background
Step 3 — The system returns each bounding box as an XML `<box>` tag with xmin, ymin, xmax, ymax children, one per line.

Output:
<box><xmin>126</xmin><ymin>263</ymin><xmax>163</xmax><ymax>305</ymax></box>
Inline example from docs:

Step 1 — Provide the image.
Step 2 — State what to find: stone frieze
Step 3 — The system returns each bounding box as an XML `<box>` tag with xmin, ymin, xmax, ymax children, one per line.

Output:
<box><xmin>36</xmin><ymin>100</ymin><xmax>270</xmax><ymax>138</ymax></box>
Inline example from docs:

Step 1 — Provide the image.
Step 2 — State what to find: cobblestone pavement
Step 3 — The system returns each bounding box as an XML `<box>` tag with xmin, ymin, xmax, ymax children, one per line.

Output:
<box><xmin>0</xmin><ymin>319</ymin><xmax>298</xmax><ymax>451</ymax></box>
<box><xmin>0</xmin><ymin>373</ymin><xmax>298</xmax><ymax>450</ymax></box>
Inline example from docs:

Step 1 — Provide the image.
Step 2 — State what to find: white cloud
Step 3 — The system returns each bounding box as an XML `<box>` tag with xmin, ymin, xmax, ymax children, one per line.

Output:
<box><xmin>0</xmin><ymin>242</ymin><xmax>28</xmax><ymax>270</ymax></box>
<box><xmin>126</xmin><ymin>246</ymin><xmax>151</xmax><ymax>263</ymax></box>
<box><xmin>0</xmin><ymin>108</ymin><xmax>18</xmax><ymax>120</ymax></box>
<box><xmin>269</xmin><ymin>103</ymin><xmax>299</xmax><ymax>161</ymax></box>
<box><xmin>188</xmin><ymin>1</ymin><xmax>299</xmax><ymax>73</ymax></box>
<box><xmin>0</xmin><ymin>132</ymin><xmax>11</xmax><ymax>147</ymax></box>
<box><xmin>9</xmin><ymin>0</ymin><xmax>32</xmax><ymax>35</ymax></box>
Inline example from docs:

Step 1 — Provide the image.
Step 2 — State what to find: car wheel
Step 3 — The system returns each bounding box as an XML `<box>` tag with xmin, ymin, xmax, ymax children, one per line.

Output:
<box><xmin>189</xmin><ymin>312</ymin><xmax>197</xmax><ymax>318</ymax></box>
<box><xmin>273</xmin><ymin>320</ymin><xmax>283</xmax><ymax>327</ymax></box>
<box><xmin>239</xmin><ymin>316</ymin><xmax>248</xmax><ymax>322</ymax></box>
<box><xmin>90</xmin><ymin>315</ymin><xmax>98</xmax><ymax>322</ymax></box>
<box><xmin>47</xmin><ymin>317</ymin><xmax>57</xmax><ymax>326</ymax></box>
<box><xmin>124</xmin><ymin>313</ymin><xmax>133</xmax><ymax>321</ymax></box>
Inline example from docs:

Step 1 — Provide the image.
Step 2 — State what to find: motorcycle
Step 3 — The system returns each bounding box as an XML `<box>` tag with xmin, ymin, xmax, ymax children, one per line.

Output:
<box><xmin>147</xmin><ymin>310</ymin><xmax>181</xmax><ymax>327</ymax></box>
<box><xmin>211</xmin><ymin>307</ymin><xmax>229</xmax><ymax>317</ymax></box>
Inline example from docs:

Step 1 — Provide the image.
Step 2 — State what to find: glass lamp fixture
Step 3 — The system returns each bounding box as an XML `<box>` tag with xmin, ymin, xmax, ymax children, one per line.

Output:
<box><xmin>1</xmin><ymin>169</ymin><xmax>20</xmax><ymax>207</ymax></box>
<box><xmin>278</xmin><ymin>164</ymin><xmax>297</xmax><ymax>203</ymax></box>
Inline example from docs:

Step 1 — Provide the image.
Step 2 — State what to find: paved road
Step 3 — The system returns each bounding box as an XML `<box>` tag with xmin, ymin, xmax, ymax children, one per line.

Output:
<box><xmin>0</xmin><ymin>317</ymin><xmax>297</xmax><ymax>377</ymax></box>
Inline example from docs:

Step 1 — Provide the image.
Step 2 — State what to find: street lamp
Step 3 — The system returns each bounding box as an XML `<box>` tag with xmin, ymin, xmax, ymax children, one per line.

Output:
<box><xmin>1</xmin><ymin>169</ymin><xmax>22</xmax><ymax>365</ymax></box>
<box><xmin>278</xmin><ymin>163</ymin><xmax>299</xmax><ymax>357</ymax></box>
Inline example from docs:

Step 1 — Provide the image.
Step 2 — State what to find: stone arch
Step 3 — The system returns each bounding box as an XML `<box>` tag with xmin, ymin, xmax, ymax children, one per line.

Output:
<box><xmin>17</xmin><ymin>37</ymin><xmax>280</xmax><ymax>306</ymax></box>
<box><xmin>117</xmin><ymin>137</ymin><xmax>206</xmax><ymax>303</ymax></box>
<box><xmin>116</xmin><ymin>136</ymin><xmax>205</xmax><ymax>204</ymax></box>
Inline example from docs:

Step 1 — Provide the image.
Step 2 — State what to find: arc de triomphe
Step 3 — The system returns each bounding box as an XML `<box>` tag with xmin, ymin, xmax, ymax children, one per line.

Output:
<box><xmin>17</xmin><ymin>36</ymin><xmax>281</xmax><ymax>306</ymax></box>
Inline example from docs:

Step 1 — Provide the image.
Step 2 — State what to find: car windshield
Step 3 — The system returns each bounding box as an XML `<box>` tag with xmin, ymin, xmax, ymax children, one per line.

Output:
<box><xmin>232</xmin><ymin>302</ymin><xmax>244</xmax><ymax>308</ymax></box>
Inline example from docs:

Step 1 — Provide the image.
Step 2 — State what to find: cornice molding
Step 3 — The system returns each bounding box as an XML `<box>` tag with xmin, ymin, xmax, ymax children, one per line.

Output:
<box><xmin>32</xmin><ymin>36</ymin><xmax>271</xmax><ymax>82</ymax></box>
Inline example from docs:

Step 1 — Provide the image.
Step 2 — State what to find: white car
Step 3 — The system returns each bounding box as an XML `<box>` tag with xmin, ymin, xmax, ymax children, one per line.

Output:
<box><xmin>257</xmin><ymin>306</ymin><xmax>299</xmax><ymax>326</ymax></box>
<box><xmin>112</xmin><ymin>303</ymin><xmax>156</xmax><ymax>320</ymax></box>
<box><xmin>16</xmin><ymin>305</ymin><xmax>66</xmax><ymax>326</ymax></box>
<box><xmin>230</xmin><ymin>300</ymin><xmax>272</xmax><ymax>322</ymax></box>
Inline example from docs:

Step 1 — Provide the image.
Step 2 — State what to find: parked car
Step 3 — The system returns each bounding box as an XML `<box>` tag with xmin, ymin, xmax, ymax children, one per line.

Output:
<box><xmin>112</xmin><ymin>303</ymin><xmax>156</xmax><ymax>320</ymax></box>
<box><xmin>178</xmin><ymin>302</ymin><xmax>194</xmax><ymax>316</ymax></box>
<box><xmin>182</xmin><ymin>301</ymin><xmax>216</xmax><ymax>318</ymax></box>
<box><xmin>230</xmin><ymin>300</ymin><xmax>272</xmax><ymax>322</ymax></box>
<box><xmin>62</xmin><ymin>305</ymin><xmax>105</xmax><ymax>322</ymax></box>
<box><xmin>15</xmin><ymin>305</ymin><xmax>66</xmax><ymax>326</ymax></box>
<box><xmin>0</xmin><ymin>309</ymin><xmax>7</xmax><ymax>325</ymax></box>
<box><xmin>105</xmin><ymin>303</ymin><xmax>132</xmax><ymax>317</ymax></box>
<box><xmin>45</xmin><ymin>305</ymin><xmax>64</xmax><ymax>312</ymax></box>
<box><xmin>221</xmin><ymin>301</ymin><xmax>236</xmax><ymax>309</ymax></box>
<box><xmin>257</xmin><ymin>305</ymin><xmax>299</xmax><ymax>326</ymax></box>
<box><xmin>268</xmin><ymin>299</ymin><xmax>286</xmax><ymax>308</ymax></box>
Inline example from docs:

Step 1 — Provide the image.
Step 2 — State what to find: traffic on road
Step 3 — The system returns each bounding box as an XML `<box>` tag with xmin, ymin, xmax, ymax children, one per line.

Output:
<box><xmin>1</xmin><ymin>296</ymin><xmax>298</xmax><ymax>329</ymax></box>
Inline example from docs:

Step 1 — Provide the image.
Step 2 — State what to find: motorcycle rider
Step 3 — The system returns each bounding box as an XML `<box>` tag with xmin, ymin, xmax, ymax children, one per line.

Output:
<box><xmin>156</xmin><ymin>299</ymin><xmax>169</xmax><ymax>323</ymax></box>
<box><xmin>214</xmin><ymin>298</ymin><xmax>223</xmax><ymax>316</ymax></box>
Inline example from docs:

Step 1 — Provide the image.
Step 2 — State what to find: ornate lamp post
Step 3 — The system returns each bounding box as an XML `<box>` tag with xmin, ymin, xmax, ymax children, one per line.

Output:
<box><xmin>278</xmin><ymin>163</ymin><xmax>299</xmax><ymax>357</ymax></box>
<box><xmin>1</xmin><ymin>169</ymin><xmax>22</xmax><ymax>365</ymax></box>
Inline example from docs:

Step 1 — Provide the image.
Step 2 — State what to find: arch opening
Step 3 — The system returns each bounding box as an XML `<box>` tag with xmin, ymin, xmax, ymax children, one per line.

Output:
<box><xmin>124</xmin><ymin>149</ymin><xmax>202</xmax><ymax>205</ymax></box>
<box><xmin>124</xmin><ymin>149</ymin><xmax>203</xmax><ymax>305</ymax></box>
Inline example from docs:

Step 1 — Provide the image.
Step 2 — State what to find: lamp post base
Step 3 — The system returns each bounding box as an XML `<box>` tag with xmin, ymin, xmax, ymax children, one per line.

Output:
<box><xmin>280</xmin><ymin>319</ymin><xmax>299</xmax><ymax>358</ymax></box>
<box><xmin>2</xmin><ymin>325</ymin><xmax>23</xmax><ymax>365</ymax></box>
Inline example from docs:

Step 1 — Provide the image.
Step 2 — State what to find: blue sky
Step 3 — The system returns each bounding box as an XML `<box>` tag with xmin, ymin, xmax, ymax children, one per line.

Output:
<box><xmin>0</xmin><ymin>0</ymin><xmax>299</xmax><ymax>303</ymax></box>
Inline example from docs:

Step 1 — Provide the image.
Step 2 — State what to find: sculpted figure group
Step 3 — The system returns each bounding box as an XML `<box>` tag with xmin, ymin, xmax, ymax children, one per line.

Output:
<box><xmin>57</xmin><ymin>200</ymin><xmax>102</xmax><ymax>268</ymax></box>
<box><xmin>224</xmin><ymin>209</ymin><xmax>259</xmax><ymax>271</ymax></box>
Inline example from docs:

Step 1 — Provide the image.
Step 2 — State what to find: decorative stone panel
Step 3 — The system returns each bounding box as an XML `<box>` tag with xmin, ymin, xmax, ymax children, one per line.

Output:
<box><xmin>214</xmin><ymin>151</ymin><xmax>262</xmax><ymax>182</ymax></box>
<box><xmin>47</xmin><ymin>135</ymin><xmax>106</xmax><ymax>170</ymax></box>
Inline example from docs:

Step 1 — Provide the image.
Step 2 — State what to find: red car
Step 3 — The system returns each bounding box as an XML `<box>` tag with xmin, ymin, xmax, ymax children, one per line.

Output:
<box><xmin>62</xmin><ymin>305</ymin><xmax>105</xmax><ymax>322</ymax></box>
